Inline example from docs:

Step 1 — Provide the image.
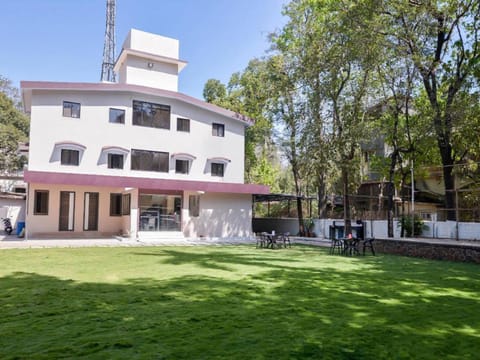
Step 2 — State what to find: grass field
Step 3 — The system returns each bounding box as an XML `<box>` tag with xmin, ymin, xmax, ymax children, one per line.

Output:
<box><xmin>0</xmin><ymin>245</ymin><xmax>478</xmax><ymax>359</ymax></box>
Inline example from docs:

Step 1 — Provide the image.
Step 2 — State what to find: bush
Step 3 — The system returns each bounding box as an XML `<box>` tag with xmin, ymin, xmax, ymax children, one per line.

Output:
<box><xmin>397</xmin><ymin>215</ymin><xmax>426</xmax><ymax>237</ymax></box>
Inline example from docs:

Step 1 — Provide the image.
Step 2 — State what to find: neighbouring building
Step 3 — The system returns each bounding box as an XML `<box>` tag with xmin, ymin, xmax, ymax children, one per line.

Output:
<box><xmin>21</xmin><ymin>29</ymin><xmax>269</xmax><ymax>240</ymax></box>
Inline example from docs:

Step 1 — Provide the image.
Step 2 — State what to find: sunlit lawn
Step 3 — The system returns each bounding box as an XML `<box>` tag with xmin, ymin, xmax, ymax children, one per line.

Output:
<box><xmin>0</xmin><ymin>245</ymin><xmax>479</xmax><ymax>359</ymax></box>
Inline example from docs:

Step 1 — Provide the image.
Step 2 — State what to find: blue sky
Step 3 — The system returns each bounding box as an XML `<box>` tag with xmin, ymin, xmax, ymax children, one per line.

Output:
<box><xmin>0</xmin><ymin>0</ymin><xmax>287</xmax><ymax>99</ymax></box>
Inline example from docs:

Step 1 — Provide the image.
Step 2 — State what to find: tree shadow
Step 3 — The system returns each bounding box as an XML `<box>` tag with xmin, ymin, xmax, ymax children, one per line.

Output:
<box><xmin>0</xmin><ymin>249</ymin><xmax>479</xmax><ymax>359</ymax></box>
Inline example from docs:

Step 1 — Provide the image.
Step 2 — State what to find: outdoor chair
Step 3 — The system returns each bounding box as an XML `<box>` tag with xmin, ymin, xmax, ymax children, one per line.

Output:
<box><xmin>280</xmin><ymin>232</ymin><xmax>291</xmax><ymax>248</ymax></box>
<box><xmin>361</xmin><ymin>237</ymin><xmax>375</xmax><ymax>255</ymax></box>
<box><xmin>329</xmin><ymin>236</ymin><xmax>344</xmax><ymax>255</ymax></box>
<box><xmin>256</xmin><ymin>232</ymin><xmax>267</xmax><ymax>248</ymax></box>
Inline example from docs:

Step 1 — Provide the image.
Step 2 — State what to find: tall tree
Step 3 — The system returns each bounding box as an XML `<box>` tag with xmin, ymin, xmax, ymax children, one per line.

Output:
<box><xmin>0</xmin><ymin>91</ymin><xmax>29</xmax><ymax>173</ymax></box>
<box><xmin>202</xmin><ymin>60</ymin><xmax>280</xmax><ymax>190</ymax></box>
<box><xmin>267</xmin><ymin>54</ymin><xmax>307</xmax><ymax>234</ymax></box>
<box><xmin>378</xmin><ymin>0</ymin><xmax>480</xmax><ymax>220</ymax></box>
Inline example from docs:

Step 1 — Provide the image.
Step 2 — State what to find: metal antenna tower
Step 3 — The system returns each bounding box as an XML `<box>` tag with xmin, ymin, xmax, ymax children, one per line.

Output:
<box><xmin>100</xmin><ymin>0</ymin><xmax>116</xmax><ymax>82</ymax></box>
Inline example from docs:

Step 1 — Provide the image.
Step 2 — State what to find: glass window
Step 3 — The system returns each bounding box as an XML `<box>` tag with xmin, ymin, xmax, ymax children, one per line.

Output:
<box><xmin>110</xmin><ymin>193</ymin><xmax>122</xmax><ymax>216</ymax></box>
<box><xmin>63</xmin><ymin>101</ymin><xmax>81</xmax><ymax>118</ymax></box>
<box><xmin>109</xmin><ymin>108</ymin><xmax>125</xmax><ymax>124</ymax></box>
<box><xmin>122</xmin><ymin>194</ymin><xmax>131</xmax><ymax>216</ymax></box>
<box><xmin>132</xmin><ymin>100</ymin><xmax>170</xmax><ymax>129</ymax></box>
<box><xmin>175</xmin><ymin>159</ymin><xmax>189</xmax><ymax>174</ymax></box>
<box><xmin>177</xmin><ymin>118</ymin><xmax>190</xmax><ymax>132</ymax></box>
<box><xmin>212</xmin><ymin>123</ymin><xmax>225</xmax><ymax>137</ymax></box>
<box><xmin>189</xmin><ymin>195</ymin><xmax>200</xmax><ymax>217</ymax></box>
<box><xmin>34</xmin><ymin>190</ymin><xmax>49</xmax><ymax>215</ymax></box>
<box><xmin>61</xmin><ymin>149</ymin><xmax>79</xmax><ymax>166</ymax></box>
<box><xmin>211</xmin><ymin>163</ymin><xmax>224</xmax><ymax>177</ymax></box>
<box><xmin>131</xmin><ymin>149</ymin><xmax>169</xmax><ymax>172</ymax></box>
<box><xmin>108</xmin><ymin>153</ymin><xmax>124</xmax><ymax>169</ymax></box>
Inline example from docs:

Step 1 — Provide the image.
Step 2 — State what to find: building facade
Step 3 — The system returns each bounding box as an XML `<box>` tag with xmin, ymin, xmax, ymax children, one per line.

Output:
<box><xmin>21</xmin><ymin>29</ymin><xmax>268</xmax><ymax>239</ymax></box>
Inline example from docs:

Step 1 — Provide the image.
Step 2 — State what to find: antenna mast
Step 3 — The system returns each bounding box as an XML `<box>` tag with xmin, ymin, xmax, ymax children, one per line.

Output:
<box><xmin>101</xmin><ymin>0</ymin><xmax>116</xmax><ymax>82</ymax></box>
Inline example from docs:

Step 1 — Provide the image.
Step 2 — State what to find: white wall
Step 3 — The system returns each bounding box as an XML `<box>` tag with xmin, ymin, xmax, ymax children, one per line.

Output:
<box><xmin>124</xmin><ymin>29</ymin><xmax>179</xmax><ymax>59</ymax></box>
<box><xmin>123</xmin><ymin>55</ymin><xmax>179</xmax><ymax>91</ymax></box>
<box><xmin>183</xmin><ymin>192</ymin><xmax>252</xmax><ymax>238</ymax></box>
<box><xmin>0</xmin><ymin>199</ymin><xmax>26</xmax><ymax>230</ymax></box>
<box><xmin>254</xmin><ymin>218</ymin><xmax>480</xmax><ymax>241</ymax></box>
<box><xmin>28</xmin><ymin>90</ymin><xmax>245</xmax><ymax>183</ymax></box>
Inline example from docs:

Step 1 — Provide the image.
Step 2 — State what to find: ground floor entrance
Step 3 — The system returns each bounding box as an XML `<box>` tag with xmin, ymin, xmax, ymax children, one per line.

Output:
<box><xmin>138</xmin><ymin>194</ymin><xmax>181</xmax><ymax>232</ymax></box>
<box><xmin>25</xmin><ymin>175</ymin><xmax>261</xmax><ymax>239</ymax></box>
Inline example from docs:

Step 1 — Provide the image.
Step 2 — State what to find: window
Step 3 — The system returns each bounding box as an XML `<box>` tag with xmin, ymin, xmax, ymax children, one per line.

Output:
<box><xmin>122</xmin><ymin>194</ymin><xmax>131</xmax><ymax>216</ymax></box>
<box><xmin>61</xmin><ymin>149</ymin><xmax>79</xmax><ymax>166</ymax></box>
<box><xmin>175</xmin><ymin>159</ymin><xmax>189</xmax><ymax>174</ymax></box>
<box><xmin>211</xmin><ymin>163</ymin><xmax>224</xmax><ymax>177</ymax></box>
<box><xmin>177</xmin><ymin>118</ymin><xmax>190</xmax><ymax>132</ymax></box>
<box><xmin>212</xmin><ymin>123</ymin><xmax>225</xmax><ymax>137</ymax></box>
<box><xmin>131</xmin><ymin>149</ymin><xmax>169</xmax><ymax>172</ymax></box>
<box><xmin>109</xmin><ymin>108</ymin><xmax>125</xmax><ymax>124</ymax></box>
<box><xmin>108</xmin><ymin>153</ymin><xmax>124</xmax><ymax>169</ymax></box>
<box><xmin>110</xmin><ymin>193</ymin><xmax>122</xmax><ymax>216</ymax></box>
<box><xmin>189</xmin><ymin>195</ymin><xmax>200</xmax><ymax>217</ymax></box>
<box><xmin>63</xmin><ymin>101</ymin><xmax>81</xmax><ymax>118</ymax></box>
<box><xmin>34</xmin><ymin>190</ymin><xmax>49</xmax><ymax>215</ymax></box>
<box><xmin>132</xmin><ymin>100</ymin><xmax>170</xmax><ymax>129</ymax></box>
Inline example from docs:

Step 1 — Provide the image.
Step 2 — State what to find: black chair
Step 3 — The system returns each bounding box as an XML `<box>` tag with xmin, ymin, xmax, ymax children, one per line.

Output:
<box><xmin>329</xmin><ymin>235</ymin><xmax>344</xmax><ymax>255</ymax></box>
<box><xmin>256</xmin><ymin>232</ymin><xmax>267</xmax><ymax>248</ymax></box>
<box><xmin>343</xmin><ymin>237</ymin><xmax>360</xmax><ymax>256</ymax></box>
<box><xmin>361</xmin><ymin>237</ymin><xmax>375</xmax><ymax>255</ymax></box>
<box><xmin>281</xmin><ymin>232</ymin><xmax>291</xmax><ymax>248</ymax></box>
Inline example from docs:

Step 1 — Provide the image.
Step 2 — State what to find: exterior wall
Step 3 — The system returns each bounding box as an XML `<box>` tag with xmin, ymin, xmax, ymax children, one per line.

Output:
<box><xmin>26</xmin><ymin>183</ymin><xmax>126</xmax><ymax>237</ymax></box>
<box><xmin>0</xmin><ymin>177</ymin><xmax>26</xmax><ymax>192</ymax></box>
<box><xmin>183</xmin><ymin>192</ymin><xmax>253</xmax><ymax>238</ymax></box>
<box><xmin>123</xmin><ymin>55</ymin><xmax>178</xmax><ymax>91</ymax></box>
<box><xmin>123</xmin><ymin>29</ymin><xmax>179</xmax><ymax>59</ymax></box>
<box><xmin>117</xmin><ymin>30</ymin><xmax>181</xmax><ymax>91</ymax></box>
<box><xmin>0</xmin><ymin>198</ymin><xmax>26</xmax><ymax>230</ymax></box>
<box><xmin>28</xmin><ymin>90</ymin><xmax>245</xmax><ymax>183</ymax></box>
<box><xmin>253</xmin><ymin>218</ymin><xmax>480</xmax><ymax>241</ymax></box>
<box><xmin>373</xmin><ymin>239</ymin><xmax>480</xmax><ymax>263</ymax></box>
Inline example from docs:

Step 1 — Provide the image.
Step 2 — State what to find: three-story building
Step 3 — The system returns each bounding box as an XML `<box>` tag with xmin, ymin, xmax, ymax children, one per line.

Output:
<box><xmin>21</xmin><ymin>29</ymin><xmax>268</xmax><ymax>239</ymax></box>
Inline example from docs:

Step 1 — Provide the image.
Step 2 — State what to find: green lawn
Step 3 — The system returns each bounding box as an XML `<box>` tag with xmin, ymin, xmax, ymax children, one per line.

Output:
<box><xmin>0</xmin><ymin>245</ymin><xmax>478</xmax><ymax>359</ymax></box>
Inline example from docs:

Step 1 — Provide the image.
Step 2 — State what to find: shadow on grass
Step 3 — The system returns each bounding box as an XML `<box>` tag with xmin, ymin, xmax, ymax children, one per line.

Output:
<box><xmin>133</xmin><ymin>248</ymin><xmax>301</xmax><ymax>272</ymax></box>
<box><xmin>0</xmin><ymin>248</ymin><xmax>479</xmax><ymax>359</ymax></box>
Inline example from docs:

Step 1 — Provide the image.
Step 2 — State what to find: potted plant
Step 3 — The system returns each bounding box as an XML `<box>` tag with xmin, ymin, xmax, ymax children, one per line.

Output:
<box><xmin>304</xmin><ymin>218</ymin><xmax>315</xmax><ymax>237</ymax></box>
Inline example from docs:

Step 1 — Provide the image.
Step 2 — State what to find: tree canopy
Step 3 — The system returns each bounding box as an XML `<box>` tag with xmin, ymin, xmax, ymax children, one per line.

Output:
<box><xmin>0</xmin><ymin>78</ymin><xmax>29</xmax><ymax>174</ymax></box>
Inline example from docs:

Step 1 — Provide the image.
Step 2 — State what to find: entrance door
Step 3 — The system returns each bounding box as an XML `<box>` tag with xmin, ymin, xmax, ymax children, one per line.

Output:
<box><xmin>139</xmin><ymin>194</ymin><xmax>182</xmax><ymax>231</ymax></box>
<box><xmin>83</xmin><ymin>192</ymin><xmax>99</xmax><ymax>231</ymax></box>
<box><xmin>59</xmin><ymin>191</ymin><xmax>75</xmax><ymax>231</ymax></box>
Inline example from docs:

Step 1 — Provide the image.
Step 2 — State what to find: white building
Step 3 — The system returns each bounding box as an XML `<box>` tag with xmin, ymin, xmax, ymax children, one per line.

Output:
<box><xmin>21</xmin><ymin>29</ymin><xmax>268</xmax><ymax>240</ymax></box>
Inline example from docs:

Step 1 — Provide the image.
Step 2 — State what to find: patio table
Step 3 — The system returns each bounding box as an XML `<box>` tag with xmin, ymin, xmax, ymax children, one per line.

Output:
<box><xmin>342</xmin><ymin>237</ymin><xmax>360</xmax><ymax>256</ymax></box>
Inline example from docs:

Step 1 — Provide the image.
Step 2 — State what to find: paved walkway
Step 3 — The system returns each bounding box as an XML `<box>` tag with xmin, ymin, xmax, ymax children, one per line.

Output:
<box><xmin>0</xmin><ymin>235</ymin><xmax>258</xmax><ymax>249</ymax></box>
<box><xmin>0</xmin><ymin>234</ymin><xmax>478</xmax><ymax>249</ymax></box>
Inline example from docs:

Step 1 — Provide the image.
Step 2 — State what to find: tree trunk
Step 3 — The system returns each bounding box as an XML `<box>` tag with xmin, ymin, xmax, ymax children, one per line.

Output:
<box><xmin>387</xmin><ymin>152</ymin><xmax>397</xmax><ymax>237</ymax></box>
<box><xmin>294</xmin><ymin>170</ymin><xmax>304</xmax><ymax>236</ymax></box>
<box><xmin>342</xmin><ymin>167</ymin><xmax>352</xmax><ymax>236</ymax></box>
<box><xmin>317</xmin><ymin>172</ymin><xmax>327</xmax><ymax>218</ymax></box>
<box><xmin>441</xmin><ymin>148</ymin><xmax>456</xmax><ymax>221</ymax></box>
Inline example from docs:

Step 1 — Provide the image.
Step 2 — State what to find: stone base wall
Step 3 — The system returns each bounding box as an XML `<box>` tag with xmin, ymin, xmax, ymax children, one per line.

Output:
<box><xmin>374</xmin><ymin>238</ymin><xmax>480</xmax><ymax>264</ymax></box>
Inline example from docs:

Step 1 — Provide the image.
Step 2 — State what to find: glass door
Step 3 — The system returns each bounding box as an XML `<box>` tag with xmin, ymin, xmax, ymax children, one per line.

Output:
<box><xmin>139</xmin><ymin>194</ymin><xmax>181</xmax><ymax>231</ymax></box>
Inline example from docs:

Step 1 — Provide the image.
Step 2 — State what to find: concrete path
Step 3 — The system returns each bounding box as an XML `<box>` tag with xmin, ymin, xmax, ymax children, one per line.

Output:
<box><xmin>0</xmin><ymin>235</ymin><xmax>257</xmax><ymax>249</ymax></box>
<box><xmin>0</xmin><ymin>233</ymin><xmax>477</xmax><ymax>249</ymax></box>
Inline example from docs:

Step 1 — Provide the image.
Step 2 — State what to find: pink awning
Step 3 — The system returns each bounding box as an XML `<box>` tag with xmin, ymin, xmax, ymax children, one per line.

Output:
<box><xmin>24</xmin><ymin>170</ymin><xmax>269</xmax><ymax>195</ymax></box>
